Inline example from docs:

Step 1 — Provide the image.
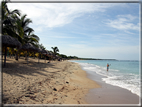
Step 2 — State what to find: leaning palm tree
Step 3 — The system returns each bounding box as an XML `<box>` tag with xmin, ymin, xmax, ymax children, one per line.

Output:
<box><xmin>37</xmin><ymin>43</ymin><xmax>46</xmax><ymax>60</ymax></box>
<box><xmin>15</xmin><ymin>14</ymin><xmax>34</xmax><ymax>44</ymax></box>
<box><xmin>16</xmin><ymin>14</ymin><xmax>40</xmax><ymax>61</ymax></box>
<box><xmin>25</xmin><ymin>30</ymin><xmax>40</xmax><ymax>46</ymax></box>
<box><xmin>14</xmin><ymin>14</ymin><xmax>37</xmax><ymax>60</ymax></box>
<box><xmin>51</xmin><ymin>46</ymin><xmax>59</xmax><ymax>56</ymax></box>
<box><xmin>2</xmin><ymin>1</ymin><xmax>39</xmax><ymax>46</ymax></box>
<box><xmin>25</xmin><ymin>31</ymin><xmax>40</xmax><ymax>59</ymax></box>
<box><xmin>38</xmin><ymin>43</ymin><xmax>46</xmax><ymax>50</ymax></box>
<box><xmin>2</xmin><ymin>1</ymin><xmax>21</xmax><ymax>61</ymax></box>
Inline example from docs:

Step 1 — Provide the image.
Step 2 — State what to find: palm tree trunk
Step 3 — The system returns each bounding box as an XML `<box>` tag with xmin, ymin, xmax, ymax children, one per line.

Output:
<box><xmin>49</xmin><ymin>57</ymin><xmax>51</xmax><ymax>63</ymax></box>
<box><xmin>12</xmin><ymin>48</ymin><xmax>14</xmax><ymax>58</ymax></box>
<box><xmin>2</xmin><ymin>50</ymin><xmax>3</xmax><ymax>65</ymax></box>
<box><xmin>9</xmin><ymin>51</ymin><xmax>11</xmax><ymax>58</ymax></box>
<box><xmin>27</xmin><ymin>51</ymin><xmax>29</xmax><ymax>64</ymax></box>
<box><xmin>18</xmin><ymin>51</ymin><xmax>20</xmax><ymax>58</ymax></box>
<box><xmin>4</xmin><ymin>46</ymin><xmax>7</xmax><ymax>67</ymax></box>
<box><xmin>15</xmin><ymin>49</ymin><xmax>19</xmax><ymax>60</ymax></box>
<box><xmin>45</xmin><ymin>55</ymin><xmax>46</xmax><ymax>63</ymax></box>
<box><xmin>19</xmin><ymin>53</ymin><xmax>20</xmax><ymax>58</ymax></box>
<box><xmin>34</xmin><ymin>52</ymin><xmax>35</xmax><ymax>59</ymax></box>
<box><xmin>25</xmin><ymin>51</ymin><xmax>27</xmax><ymax>60</ymax></box>
<box><xmin>38</xmin><ymin>53</ymin><xmax>40</xmax><ymax>63</ymax></box>
<box><xmin>7</xmin><ymin>49</ymin><xmax>9</xmax><ymax>58</ymax></box>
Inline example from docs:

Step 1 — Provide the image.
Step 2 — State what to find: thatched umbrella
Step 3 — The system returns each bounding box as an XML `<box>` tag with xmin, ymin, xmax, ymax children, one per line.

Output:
<box><xmin>2</xmin><ymin>35</ymin><xmax>21</xmax><ymax>48</ymax></box>
<box><xmin>37</xmin><ymin>48</ymin><xmax>40</xmax><ymax>62</ymax></box>
<box><xmin>37</xmin><ymin>48</ymin><xmax>42</xmax><ymax>63</ymax></box>
<box><xmin>36</xmin><ymin>48</ymin><xmax>42</xmax><ymax>53</ymax></box>
<box><xmin>51</xmin><ymin>53</ymin><xmax>57</xmax><ymax>60</ymax></box>
<box><xmin>31</xmin><ymin>46</ymin><xmax>40</xmax><ymax>59</ymax></box>
<box><xmin>2</xmin><ymin>35</ymin><xmax>21</xmax><ymax>67</ymax></box>
<box><xmin>41</xmin><ymin>49</ymin><xmax>47</xmax><ymax>54</ymax></box>
<box><xmin>43</xmin><ymin>50</ymin><xmax>55</xmax><ymax>63</ymax></box>
<box><xmin>41</xmin><ymin>49</ymin><xmax>48</xmax><ymax>63</ymax></box>
<box><xmin>13</xmin><ymin>37</ymin><xmax>22</xmax><ymax>60</ymax></box>
<box><xmin>45</xmin><ymin>50</ymin><xmax>51</xmax><ymax>56</ymax></box>
<box><xmin>56</xmin><ymin>55</ymin><xmax>61</xmax><ymax>61</ymax></box>
<box><xmin>45</xmin><ymin>50</ymin><xmax>53</xmax><ymax>63</ymax></box>
<box><xmin>46</xmin><ymin>51</ymin><xmax>54</xmax><ymax>63</ymax></box>
<box><xmin>21</xmin><ymin>43</ymin><xmax>36</xmax><ymax>51</ymax></box>
<box><xmin>20</xmin><ymin>43</ymin><xmax>37</xmax><ymax>63</ymax></box>
<box><xmin>37</xmin><ymin>49</ymin><xmax>49</xmax><ymax>63</ymax></box>
<box><xmin>36</xmin><ymin>48</ymin><xmax>49</xmax><ymax>63</ymax></box>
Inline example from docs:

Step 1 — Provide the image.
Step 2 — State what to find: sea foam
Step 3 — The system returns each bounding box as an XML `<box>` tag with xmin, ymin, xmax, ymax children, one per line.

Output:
<box><xmin>71</xmin><ymin>61</ymin><xmax>140</xmax><ymax>97</ymax></box>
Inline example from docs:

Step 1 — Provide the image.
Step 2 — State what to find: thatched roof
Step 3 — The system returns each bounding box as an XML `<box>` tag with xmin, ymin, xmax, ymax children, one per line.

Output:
<box><xmin>56</xmin><ymin>55</ymin><xmax>60</xmax><ymax>58</ymax></box>
<box><xmin>2</xmin><ymin>35</ymin><xmax>21</xmax><ymax>48</ymax></box>
<box><xmin>42</xmin><ymin>50</ymin><xmax>53</xmax><ymax>56</ymax></box>
<box><xmin>35</xmin><ymin>48</ymin><xmax>40</xmax><ymax>53</ymax></box>
<box><xmin>33</xmin><ymin>46</ymin><xmax>40</xmax><ymax>52</ymax></box>
<box><xmin>45</xmin><ymin>50</ymin><xmax>51</xmax><ymax>55</ymax></box>
<box><xmin>21</xmin><ymin>43</ymin><xmax>37</xmax><ymax>52</ymax></box>
<box><xmin>37</xmin><ymin>48</ymin><xmax>42</xmax><ymax>53</ymax></box>
<box><xmin>49</xmin><ymin>51</ymin><xmax>54</xmax><ymax>56</ymax></box>
<box><xmin>41</xmin><ymin>49</ymin><xmax>47</xmax><ymax>54</ymax></box>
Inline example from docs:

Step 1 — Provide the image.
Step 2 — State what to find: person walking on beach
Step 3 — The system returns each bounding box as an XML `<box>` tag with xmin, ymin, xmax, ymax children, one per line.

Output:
<box><xmin>107</xmin><ymin>63</ymin><xmax>109</xmax><ymax>71</ymax></box>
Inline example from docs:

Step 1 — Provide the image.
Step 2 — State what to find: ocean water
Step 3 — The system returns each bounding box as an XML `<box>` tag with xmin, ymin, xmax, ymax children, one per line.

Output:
<box><xmin>70</xmin><ymin>60</ymin><xmax>141</xmax><ymax>97</ymax></box>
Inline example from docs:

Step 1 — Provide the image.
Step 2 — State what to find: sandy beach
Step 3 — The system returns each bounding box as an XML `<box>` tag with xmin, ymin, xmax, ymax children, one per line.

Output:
<box><xmin>2</xmin><ymin>57</ymin><xmax>100</xmax><ymax>104</ymax></box>
<box><xmin>2</xmin><ymin>2</ymin><xmax>140</xmax><ymax>106</ymax></box>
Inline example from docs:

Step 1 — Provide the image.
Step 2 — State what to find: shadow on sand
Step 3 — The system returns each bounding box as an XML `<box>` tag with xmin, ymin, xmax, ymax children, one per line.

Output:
<box><xmin>2</xmin><ymin>57</ymin><xmax>62</xmax><ymax>78</ymax></box>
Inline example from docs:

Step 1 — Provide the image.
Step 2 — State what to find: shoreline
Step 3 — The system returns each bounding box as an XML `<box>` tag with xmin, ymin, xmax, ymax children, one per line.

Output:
<box><xmin>2</xmin><ymin>57</ymin><xmax>100</xmax><ymax>104</ymax></box>
<box><xmin>84</xmin><ymin>67</ymin><xmax>140</xmax><ymax>104</ymax></box>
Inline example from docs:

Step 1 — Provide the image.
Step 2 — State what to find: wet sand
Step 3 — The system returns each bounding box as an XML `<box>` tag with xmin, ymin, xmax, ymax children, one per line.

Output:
<box><xmin>85</xmin><ymin>70</ymin><xmax>140</xmax><ymax>105</ymax></box>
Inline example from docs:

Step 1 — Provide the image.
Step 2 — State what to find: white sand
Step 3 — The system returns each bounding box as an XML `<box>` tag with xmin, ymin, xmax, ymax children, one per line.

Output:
<box><xmin>2</xmin><ymin>57</ymin><xmax>100</xmax><ymax>104</ymax></box>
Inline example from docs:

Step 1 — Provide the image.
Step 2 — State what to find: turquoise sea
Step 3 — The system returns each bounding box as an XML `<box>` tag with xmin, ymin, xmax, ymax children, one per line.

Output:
<box><xmin>70</xmin><ymin>60</ymin><xmax>141</xmax><ymax>97</ymax></box>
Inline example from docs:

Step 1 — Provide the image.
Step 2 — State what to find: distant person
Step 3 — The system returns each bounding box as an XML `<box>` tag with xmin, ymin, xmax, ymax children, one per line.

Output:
<box><xmin>107</xmin><ymin>63</ymin><xmax>109</xmax><ymax>71</ymax></box>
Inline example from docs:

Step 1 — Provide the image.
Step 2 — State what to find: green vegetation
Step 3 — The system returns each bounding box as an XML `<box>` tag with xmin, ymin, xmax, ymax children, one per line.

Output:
<box><xmin>51</xmin><ymin>47</ymin><xmax>59</xmax><ymax>55</ymax></box>
<box><xmin>1</xmin><ymin>0</ymin><xmax>73</xmax><ymax>61</ymax></box>
<box><xmin>2</xmin><ymin>1</ymin><xmax>39</xmax><ymax>47</ymax></box>
<box><xmin>2</xmin><ymin>0</ymin><xmax>116</xmax><ymax>61</ymax></box>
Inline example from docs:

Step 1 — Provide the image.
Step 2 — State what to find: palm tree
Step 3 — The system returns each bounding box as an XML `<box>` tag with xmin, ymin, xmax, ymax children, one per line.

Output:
<box><xmin>26</xmin><ymin>31</ymin><xmax>40</xmax><ymax>59</ymax></box>
<box><xmin>38</xmin><ymin>43</ymin><xmax>46</xmax><ymax>50</ymax></box>
<box><xmin>2</xmin><ymin>1</ymin><xmax>21</xmax><ymax>36</ymax></box>
<box><xmin>51</xmin><ymin>47</ymin><xmax>59</xmax><ymax>55</ymax></box>
<box><xmin>26</xmin><ymin>31</ymin><xmax>40</xmax><ymax>46</ymax></box>
<box><xmin>37</xmin><ymin>43</ymin><xmax>46</xmax><ymax>60</ymax></box>
<box><xmin>2</xmin><ymin>1</ymin><xmax>39</xmax><ymax>46</ymax></box>
<box><xmin>2</xmin><ymin>1</ymin><xmax>40</xmax><ymax>61</ymax></box>
<box><xmin>14</xmin><ymin>14</ymin><xmax>40</xmax><ymax>60</ymax></box>
<box><xmin>2</xmin><ymin>1</ymin><xmax>21</xmax><ymax>61</ymax></box>
<box><xmin>15</xmin><ymin>14</ymin><xmax>34</xmax><ymax>44</ymax></box>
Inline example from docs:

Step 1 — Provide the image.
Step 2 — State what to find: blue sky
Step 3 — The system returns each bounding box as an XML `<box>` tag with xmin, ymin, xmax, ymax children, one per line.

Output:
<box><xmin>7</xmin><ymin>2</ymin><xmax>140</xmax><ymax>60</ymax></box>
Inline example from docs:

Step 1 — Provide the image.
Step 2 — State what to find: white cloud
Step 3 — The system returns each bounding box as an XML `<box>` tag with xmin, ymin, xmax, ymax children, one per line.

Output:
<box><xmin>106</xmin><ymin>14</ymin><xmax>139</xmax><ymax>31</ymax></box>
<box><xmin>47</xmin><ymin>35</ymin><xmax>77</xmax><ymax>38</ymax></box>
<box><xmin>7</xmin><ymin>3</ymin><xmax>118</xmax><ymax>30</ymax></box>
<box><xmin>124</xmin><ymin>30</ymin><xmax>135</xmax><ymax>35</ymax></box>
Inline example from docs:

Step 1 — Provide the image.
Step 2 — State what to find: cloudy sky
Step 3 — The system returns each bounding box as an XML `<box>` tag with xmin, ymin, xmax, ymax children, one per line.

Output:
<box><xmin>7</xmin><ymin>1</ymin><xmax>140</xmax><ymax>60</ymax></box>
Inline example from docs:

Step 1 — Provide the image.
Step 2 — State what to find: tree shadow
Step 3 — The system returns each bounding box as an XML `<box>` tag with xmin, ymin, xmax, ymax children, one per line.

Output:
<box><xmin>2</xmin><ymin>57</ymin><xmax>67</xmax><ymax>104</ymax></box>
<box><xmin>2</xmin><ymin>57</ymin><xmax>62</xmax><ymax>78</ymax></box>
